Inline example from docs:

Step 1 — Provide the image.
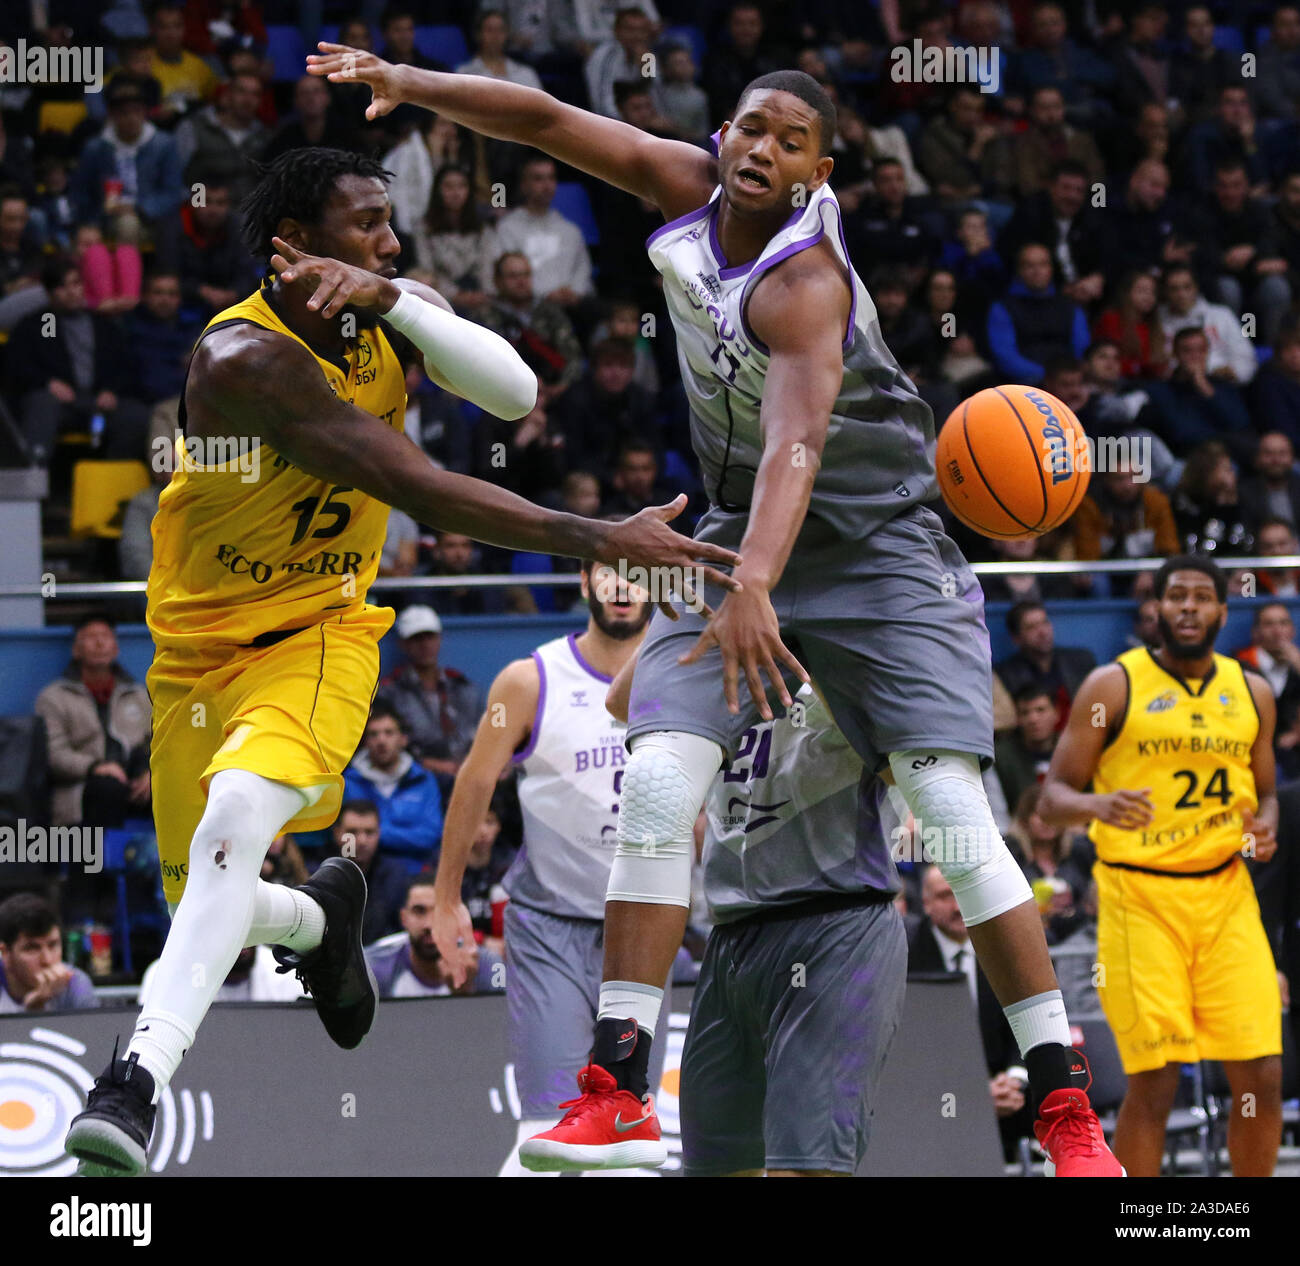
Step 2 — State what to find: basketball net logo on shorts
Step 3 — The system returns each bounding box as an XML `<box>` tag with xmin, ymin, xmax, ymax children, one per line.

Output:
<box><xmin>0</xmin><ymin>1025</ymin><xmax>213</xmax><ymax>1176</ymax></box>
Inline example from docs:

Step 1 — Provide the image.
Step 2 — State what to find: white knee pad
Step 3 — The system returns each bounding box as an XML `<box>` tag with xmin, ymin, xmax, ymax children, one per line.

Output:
<box><xmin>607</xmin><ymin>731</ymin><xmax>723</xmax><ymax>908</ymax></box>
<box><xmin>889</xmin><ymin>749</ymin><xmax>1032</xmax><ymax>926</ymax></box>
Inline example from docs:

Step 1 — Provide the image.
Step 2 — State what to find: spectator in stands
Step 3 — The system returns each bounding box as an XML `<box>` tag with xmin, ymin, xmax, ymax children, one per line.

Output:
<box><xmin>342</xmin><ymin>702</ymin><xmax>444</xmax><ymax>875</ymax></box>
<box><xmin>1256</xmin><ymin>518</ymin><xmax>1300</xmax><ymax>597</ymax></box>
<box><xmin>1128</xmin><ymin>596</ymin><xmax>1161</xmax><ymax>649</ymax></box>
<box><xmin>32</xmin><ymin>155</ymin><xmax>77</xmax><ymax>254</ymax></box>
<box><xmin>379</xmin><ymin>506</ymin><xmax>419</xmax><ymax>582</ymax></box>
<box><xmin>1007</xmin><ymin>784</ymin><xmax>1092</xmax><ymax>904</ymax></box>
<box><xmin>413</xmin><ymin>165</ymin><xmax>497</xmax><ymax>312</ymax></box>
<box><xmin>937</xmin><ymin>208</ymin><xmax>1006</xmax><ymax>320</ymax></box>
<box><xmin>1236</xmin><ymin>602</ymin><xmax>1300</xmax><ymax>774</ymax></box>
<box><xmin>1271</xmin><ymin>170</ymin><xmax>1300</xmax><ymax>311</ymax></box>
<box><xmin>398</xmin><ymin>349</ymin><xmax>473</xmax><ymax>474</ymax></box>
<box><xmin>916</xmin><ymin>87</ymin><xmax>997</xmax><ymax>206</ymax></box>
<box><xmin>1185</xmin><ymin>85</ymin><xmax>1272</xmax><ymax>195</ymax></box>
<box><xmin>423</xmin><ymin>532</ymin><xmax>509</xmax><ymax>617</ymax></box>
<box><xmin>1071</xmin><ymin>460</ymin><xmax>1180</xmax><ymax>595</ymax></box>
<box><xmin>1092</xmin><ymin>270</ymin><xmax>1168</xmax><ymax>381</ymax></box>
<box><xmin>119</xmin><ymin>462</ymin><xmax>169</xmax><ymax>580</ymax></box>
<box><xmin>71</xmin><ymin>75</ymin><xmax>185</xmax><ymax>270</ymax></box>
<box><xmin>590</xmin><ymin>296</ymin><xmax>658</xmax><ymax>395</ymax></box>
<box><xmin>1107</xmin><ymin>3</ymin><xmax>1172</xmax><ymax>122</ymax></box>
<box><xmin>601</xmin><ymin>438</ymin><xmax>671</xmax><ymax>517</ymax></box>
<box><xmin>174</xmin><ymin>71</ymin><xmax>269</xmax><ymax>206</ymax></box>
<box><xmin>846</xmin><ymin>157</ymin><xmax>940</xmax><ymax>290</ymax></box>
<box><xmin>1145</xmin><ymin>327</ymin><xmax>1253</xmax><ymax>460</ymax></box>
<box><xmin>1241</xmin><ymin>431</ymin><xmax>1300</xmax><ymax>531</ymax></box>
<box><xmin>496</xmin><ymin>0</ymin><xmax>580</xmax><ymax>60</ymax></box>
<box><xmin>979</xmin><ymin>534</ymin><xmax>1075</xmax><ymax>606</ymax></box>
<box><xmin>1256</xmin><ymin>5</ymin><xmax>1300</xmax><ymax>121</ymax></box>
<box><xmin>986</xmin><ymin>242</ymin><xmax>1090</xmax><ymax>385</ymax></box>
<box><xmin>995</xmin><ymin>601</ymin><xmax>1097</xmax><ymax>731</ymax></box>
<box><xmin>1253</xmin><ymin>330</ymin><xmax>1300</xmax><ymax>450</ymax></box>
<box><xmin>457</xmin><ymin>9</ymin><xmax>544</xmax><ymax>90</ymax></box>
<box><xmin>1111</xmin><ymin>159</ymin><xmax>1196</xmax><ymax>280</ymax></box>
<box><xmin>573</xmin><ymin>0</ymin><xmax>660</xmax><ymax>49</ymax></box>
<box><xmin>365</xmin><ymin>873</ymin><xmax>495</xmax><ymax>997</ymax></box>
<box><xmin>260</xmin><ymin>832</ymin><xmax>309</xmax><ymax>887</ymax></box>
<box><xmin>145</xmin><ymin>942</ymin><xmax>305</xmax><ymax>1003</ymax></box>
<box><xmin>34</xmin><ymin>616</ymin><xmax>151</xmax><ymax>828</ymax></box>
<box><xmin>1171</xmin><ymin>439</ymin><xmax>1255</xmax><ymax>555</ymax></box>
<box><xmin>472</xmin><ymin>394</ymin><xmax>569</xmax><ymax>503</ymax></box>
<box><xmin>461</xmin><ymin>788</ymin><xmax>516</xmax><ymax>956</ymax></box>
<box><xmin>1109</xmin><ymin>100</ymin><xmax>1173</xmax><ymax>182</ymax></box>
<box><xmin>148</xmin><ymin>1</ymin><xmax>218</xmax><ymax>124</ymax></box>
<box><xmin>1012</xmin><ymin>0</ymin><xmax>1115</xmax><ymax>130</ymax></box>
<box><xmin>7</xmin><ymin>258</ymin><xmax>151</xmax><ymax>466</ymax></box>
<box><xmin>921</xmin><ymin>267</ymin><xmax>993</xmax><ymax>390</ymax></box>
<box><xmin>178</xmin><ymin>180</ymin><xmax>258</xmax><ymax>316</ymax></box>
<box><xmin>74</xmin><ymin>222</ymin><xmax>142</xmax><ymax>316</ymax></box>
<box><xmin>562</xmin><ymin>469</ymin><xmax>602</xmax><ymax>519</ymax></box>
<box><xmin>1007</xmin><ymin>85</ymin><xmax>1104</xmax><ymax>201</ymax></box>
<box><xmin>126</xmin><ymin>271</ymin><xmax>201</xmax><ymax>404</ymax></box>
<box><xmin>0</xmin><ymin>185</ymin><xmax>47</xmax><ymax>333</ymax></box>
<box><xmin>383</xmin><ymin>112</ymin><xmax>477</xmax><ymax>237</ymax></box>
<box><xmin>1157</xmin><ymin>263</ymin><xmax>1257</xmax><ymax>386</ymax></box>
<box><xmin>871</xmin><ymin>267</ymin><xmax>936</xmax><ymax>382</ymax></box>
<box><xmin>262</xmin><ymin>74</ymin><xmax>364</xmax><ymax>165</ymax></box>
<box><xmin>375</xmin><ymin>5</ymin><xmax>449</xmax><ymax>144</ymax></box>
<box><xmin>495</xmin><ymin>154</ymin><xmax>593</xmax><ymax>317</ymax></box>
<box><xmin>995</xmin><ymin>684</ymin><xmax>1060</xmax><ymax>816</ymax></box>
<box><xmin>1206</xmin><ymin>159</ymin><xmax>1292</xmax><ymax>344</ymax></box>
<box><xmin>653</xmin><ymin>42</ymin><xmax>709</xmax><ymax>143</ymax></box>
<box><xmin>907</xmin><ymin>864</ymin><xmax>1032</xmax><ymax>1155</ymax></box>
<box><xmin>556</xmin><ymin>337</ymin><xmax>659</xmax><ymax>485</ymax></box>
<box><xmin>705</xmin><ymin>2</ymin><xmax>782</xmax><ymax>129</ymax></box>
<box><xmin>585</xmin><ymin>6</ymin><xmax>655</xmax><ymax>119</ymax></box>
<box><xmin>997</xmin><ymin>159</ymin><xmax>1104</xmax><ymax>309</ymax></box>
<box><xmin>613</xmin><ymin>80</ymin><xmax>673</xmax><ymax>138</ymax></box>
<box><xmin>1170</xmin><ymin>3</ymin><xmax>1240</xmax><ymax>126</ymax></box>
<box><xmin>377</xmin><ymin>605</ymin><xmax>485</xmax><ymax>780</ymax></box>
<box><xmin>327</xmin><ymin>798</ymin><xmax>409</xmax><ymax>945</ymax></box>
<box><xmin>0</xmin><ymin>894</ymin><xmax>97</xmax><ymax>1013</ymax></box>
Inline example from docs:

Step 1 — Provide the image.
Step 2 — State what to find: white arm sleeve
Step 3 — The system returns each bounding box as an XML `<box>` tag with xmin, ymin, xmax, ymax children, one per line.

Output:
<box><xmin>380</xmin><ymin>287</ymin><xmax>538</xmax><ymax>420</ymax></box>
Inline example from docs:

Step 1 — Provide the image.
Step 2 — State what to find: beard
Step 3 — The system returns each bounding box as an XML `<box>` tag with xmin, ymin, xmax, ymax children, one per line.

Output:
<box><xmin>587</xmin><ymin>589</ymin><xmax>652</xmax><ymax>640</ymax></box>
<box><xmin>1157</xmin><ymin>612</ymin><xmax>1223</xmax><ymax>660</ymax></box>
<box><xmin>410</xmin><ymin>934</ymin><xmax>441</xmax><ymax>962</ymax></box>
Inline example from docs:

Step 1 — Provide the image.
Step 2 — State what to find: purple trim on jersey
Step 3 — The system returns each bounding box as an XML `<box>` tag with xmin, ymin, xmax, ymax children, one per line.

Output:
<box><xmin>708</xmin><ymin>201</ymin><xmax>805</xmax><ymax>281</ymax></box>
<box><xmin>645</xmin><ymin>199</ymin><xmax>715</xmax><ymax>252</ymax></box>
<box><xmin>511</xmin><ymin>650</ymin><xmax>547</xmax><ymax>764</ymax></box>
<box><xmin>566</xmin><ymin>632</ymin><xmax>613</xmax><ymax>684</ymax></box>
<box><xmin>738</xmin><ymin>226</ymin><xmax>826</xmax><ymax>355</ymax></box>
<box><xmin>828</xmin><ymin>201</ymin><xmax>859</xmax><ymax>352</ymax></box>
<box><xmin>710</xmin><ymin>127</ymin><xmax>722</xmax><ymax>155</ymax></box>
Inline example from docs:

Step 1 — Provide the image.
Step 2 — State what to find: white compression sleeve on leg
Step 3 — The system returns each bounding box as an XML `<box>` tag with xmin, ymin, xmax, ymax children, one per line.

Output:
<box><xmin>380</xmin><ymin>286</ymin><xmax>537</xmax><ymax>420</ymax></box>
<box><xmin>888</xmin><ymin>749</ymin><xmax>1032</xmax><ymax>926</ymax></box>
<box><xmin>243</xmin><ymin>781</ymin><xmax>330</xmax><ymax>950</ymax></box>
<box><xmin>606</xmin><ymin>731</ymin><xmax>723</xmax><ymax>908</ymax></box>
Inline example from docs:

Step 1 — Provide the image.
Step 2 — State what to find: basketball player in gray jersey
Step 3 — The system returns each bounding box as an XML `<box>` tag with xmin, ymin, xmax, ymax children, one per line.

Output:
<box><xmin>312</xmin><ymin>47</ymin><xmax>1121</xmax><ymax>1177</ymax></box>
<box><xmin>430</xmin><ymin>560</ymin><xmax>669</xmax><ymax>1176</ymax></box>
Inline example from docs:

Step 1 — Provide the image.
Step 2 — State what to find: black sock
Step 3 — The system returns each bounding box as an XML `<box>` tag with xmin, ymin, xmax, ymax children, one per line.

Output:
<box><xmin>591</xmin><ymin>1016</ymin><xmax>653</xmax><ymax>1098</ymax></box>
<box><xmin>1025</xmin><ymin>1042</ymin><xmax>1073</xmax><ymax>1112</ymax></box>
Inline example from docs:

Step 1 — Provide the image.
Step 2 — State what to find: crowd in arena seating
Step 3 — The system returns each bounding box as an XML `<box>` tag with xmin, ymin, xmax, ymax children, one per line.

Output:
<box><xmin>3</xmin><ymin>0</ymin><xmax>1300</xmax><ymax>1166</ymax></box>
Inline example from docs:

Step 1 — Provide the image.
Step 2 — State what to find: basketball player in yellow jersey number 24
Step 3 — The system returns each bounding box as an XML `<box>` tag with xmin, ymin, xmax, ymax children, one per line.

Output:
<box><xmin>64</xmin><ymin>147</ymin><xmax>740</xmax><ymax>1177</ymax></box>
<box><xmin>1041</xmin><ymin>555</ymin><xmax>1284</xmax><ymax>1177</ymax></box>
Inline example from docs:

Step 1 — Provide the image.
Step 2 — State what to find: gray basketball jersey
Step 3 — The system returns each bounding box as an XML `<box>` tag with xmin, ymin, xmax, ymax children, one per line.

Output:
<box><xmin>703</xmin><ymin>685</ymin><xmax>902</xmax><ymax>923</ymax></box>
<box><xmin>646</xmin><ymin>180</ymin><xmax>937</xmax><ymax>540</ymax></box>
<box><xmin>504</xmin><ymin>634</ymin><xmax>625</xmax><ymax>920</ymax></box>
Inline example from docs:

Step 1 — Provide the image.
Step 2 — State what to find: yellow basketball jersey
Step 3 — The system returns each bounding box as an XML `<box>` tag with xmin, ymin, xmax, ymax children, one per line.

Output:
<box><xmin>147</xmin><ymin>284</ymin><xmax>408</xmax><ymax>655</ymax></box>
<box><xmin>1089</xmin><ymin>647</ymin><xmax>1259</xmax><ymax>872</ymax></box>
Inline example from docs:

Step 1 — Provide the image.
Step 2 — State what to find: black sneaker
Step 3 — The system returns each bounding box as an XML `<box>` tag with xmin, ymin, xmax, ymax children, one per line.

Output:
<box><xmin>272</xmin><ymin>857</ymin><xmax>377</xmax><ymax>1049</ymax></box>
<box><xmin>65</xmin><ymin>1043</ymin><xmax>157</xmax><ymax>1177</ymax></box>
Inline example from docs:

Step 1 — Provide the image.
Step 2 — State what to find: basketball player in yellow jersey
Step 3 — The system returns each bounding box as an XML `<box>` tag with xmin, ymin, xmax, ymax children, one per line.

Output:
<box><xmin>64</xmin><ymin>147</ymin><xmax>739</xmax><ymax>1177</ymax></box>
<box><xmin>1041</xmin><ymin>556</ymin><xmax>1283</xmax><ymax>1176</ymax></box>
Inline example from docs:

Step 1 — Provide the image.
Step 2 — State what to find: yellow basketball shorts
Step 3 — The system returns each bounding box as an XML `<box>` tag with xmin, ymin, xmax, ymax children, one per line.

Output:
<box><xmin>1095</xmin><ymin>856</ymin><xmax>1281</xmax><ymax>1074</ymax></box>
<box><xmin>147</xmin><ymin>605</ymin><xmax>392</xmax><ymax>904</ymax></box>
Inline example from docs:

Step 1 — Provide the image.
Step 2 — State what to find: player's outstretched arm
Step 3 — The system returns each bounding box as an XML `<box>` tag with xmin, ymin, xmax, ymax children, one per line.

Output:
<box><xmin>1039</xmin><ymin>665</ymin><xmax>1154</xmax><ymax>829</ymax></box>
<box><xmin>194</xmin><ymin>328</ymin><xmax>741</xmax><ymax>597</ymax></box>
<box><xmin>306</xmin><ymin>44</ymin><xmax>715</xmax><ymax>218</ymax></box>
<box><xmin>431</xmin><ymin>658</ymin><xmax>538</xmax><ymax>986</ymax></box>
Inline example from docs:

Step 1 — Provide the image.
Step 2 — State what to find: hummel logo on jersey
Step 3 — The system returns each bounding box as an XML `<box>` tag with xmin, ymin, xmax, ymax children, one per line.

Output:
<box><xmin>614</xmin><ymin>1106</ymin><xmax>655</xmax><ymax>1133</ymax></box>
<box><xmin>571</xmin><ymin>689</ymin><xmax>588</xmax><ymax>707</ymax></box>
<box><xmin>910</xmin><ymin>755</ymin><xmax>938</xmax><ymax>771</ymax></box>
<box><xmin>1146</xmin><ymin>691</ymin><xmax>1176</xmax><ymax>713</ymax></box>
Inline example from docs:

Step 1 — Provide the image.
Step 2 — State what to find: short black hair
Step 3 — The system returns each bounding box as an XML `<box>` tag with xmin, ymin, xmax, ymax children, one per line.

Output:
<box><xmin>614</xmin><ymin>79</ymin><xmax>652</xmax><ymax>108</ymax></box>
<box><xmin>41</xmin><ymin>254</ymin><xmax>78</xmax><ymax>291</ymax></box>
<box><xmin>1049</xmin><ymin>157</ymin><xmax>1091</xmax><ymax>183</ymax></box>
<box><xmin>404</xmin><ymin>869</ymin><xmax>439</xmax><ymax>901</ymax></box>
<box><xmin>1006</xmin><ymin>600</ymin><xmax>1047</xmax><ymax>636</ymax></box>
<box><xmin>337</xmin><ymin>797</ymin><xmax>380</xmax><ymax>821</ymax></box>
<box><xmin>73</xmin><ymin>611</ymin><xmax>115</xmax><ymax>634</ymax></box>
<box><xmin>240</xmin><ymin>147</ymin><xmax>394</xmax><ymax>261</ymax></box>
<box><xmin>0</xmin><ymin>893</ymin><xmax>59</xmax><ymax>946</ymax></box>
<box><xmin>1153</xmin><ymin>554</ymin><xmax>1227</xmax><ymax>602</ymax></box>
<box><xmin>1013</xmin><ymin>682</ymin><xmax>1055</xmax><ymax>708</ymax></box>
<box><xmin>735</xmin><ymin>70</ymin><xmax>836</xmax><ymax>157</ymax></box>
<box><xmin>1255</xmin><ymin>515</ymin><xmax>1297</xmax><ymax>535</ymax></box>
<box><xmin>367</xmin><ymin>700</ymin><xmax>405</xmax><ymax>731</ymax></box>
<box><xmin>1253</xmin><ymin>601</ymin><xmax>1294</xmax><ymax>627</ymax></box>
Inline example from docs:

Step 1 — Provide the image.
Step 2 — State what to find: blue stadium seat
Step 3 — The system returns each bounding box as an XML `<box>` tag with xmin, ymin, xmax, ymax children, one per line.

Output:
<box><xmin>266</xmin><ymin>24</ymin><xmax>306</xmax><ymax>82</ymax></box>
<box><xmin>661</xmin><ymin>24</ymin><xmax>706</xmax><ymax>69</ymax></box>
<box><xmin>1212</xmin><ymin>25</ymin><xmax>1244</xmax><ymax>54</ymax></box>
<box><xmin>416</xmin><ymin>24</ymin><xmax>469</xmax><ymax>67</ymax></box>
<box><xmin>510</xmin><ymin>551</ymin><xmax>557</xmax><ymax>612</ymax></box>
<box><xmin>553</xmin><ymin>181</ymin><xmax>600</xmax><ymax>246</ymax></box>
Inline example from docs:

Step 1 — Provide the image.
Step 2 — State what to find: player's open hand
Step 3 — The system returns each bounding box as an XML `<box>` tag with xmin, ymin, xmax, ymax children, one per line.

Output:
<box><xmin>1241</xmin><ymin>808</ymin><xmax>1277</xmax><ymax>863</ymax></box>
<box><xmin>1095</xmin><ymin>788</ymin><xmax>1155</xmax><ymax>830</ymax></box>
<box><xmin>271</xmin><ymin>236</ymin><xmax>399</xmax><ymax>318</ymax></box>
<box><xmin>306</xmin><ymin>43</ymin><xmax>404</xmax><ymax>119</ymax></box>
<box><xmin>678</xmin><ymin>586</ymin><xmax>809</xmax><ymax>721</ymax></box>
<box><xmin>597</xmin><ymin>495</ymin><xmax>743</xmax><ymax>621</ymax></box>
<box><xmin>431</xmin><ymin>900</ymin><xmax>477</xmax><ymax>989</ymax></box>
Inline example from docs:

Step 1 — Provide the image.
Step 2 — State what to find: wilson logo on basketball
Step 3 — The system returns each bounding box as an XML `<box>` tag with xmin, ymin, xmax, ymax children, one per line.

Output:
<box><xmin>1024</xmin><ymin>390</ymin><xmax>1074</xmax><ymax>485</ymax></box>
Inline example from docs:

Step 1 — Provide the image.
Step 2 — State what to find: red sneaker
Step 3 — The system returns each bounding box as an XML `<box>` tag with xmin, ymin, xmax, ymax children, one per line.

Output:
<box><xmin>519</xmin><ymin>1063</ymin><xmax>667</xmax><ymax>1173</ymax></box>
<box><xmin>1035</xmin><ymin>1088</ymin><xmax>1125</xmax><ymax>1177</ymax></box>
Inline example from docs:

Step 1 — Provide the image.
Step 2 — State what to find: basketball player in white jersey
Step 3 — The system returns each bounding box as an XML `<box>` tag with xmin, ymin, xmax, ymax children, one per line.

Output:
<box><xmin>311</xmin><ymin>47</ymin><xmax>1121</xmax><ymax>1177</ymax></box>
<box><xmin>430</xmin><ymin>560</ymin><xmax>668</xmax><ymax>1175</ymax></box>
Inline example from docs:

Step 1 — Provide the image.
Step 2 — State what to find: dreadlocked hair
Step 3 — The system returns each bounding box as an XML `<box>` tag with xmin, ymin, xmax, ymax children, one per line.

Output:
<box><xmin>240</xmin><ymin>147</ymin><xmax>395</xmax><ymax>261</ymax></box>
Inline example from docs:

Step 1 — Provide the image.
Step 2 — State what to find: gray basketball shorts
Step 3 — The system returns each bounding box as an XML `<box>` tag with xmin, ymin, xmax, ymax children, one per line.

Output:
<box><xmin>624</xmin><ymin>503</ymin><xmax>995</xmax><ymax>774</ymax></box>
<box><xmin>504</xmin><ymin>901</ymin><xmax>669</xmax><ymax>1118</ymax></box>
<box><xmin>679</xmin><ymin>897</ymin><xmax>908</xmax><ymax>1175</ymax></box>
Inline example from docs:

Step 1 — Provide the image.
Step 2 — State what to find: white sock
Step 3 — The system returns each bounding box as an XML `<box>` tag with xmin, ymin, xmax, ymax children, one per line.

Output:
<box><xmin>244</xmin><ymin>880</ymin><xmax>326</xmax><ymax>951</ymax></box>
<box><xmin>598</xmin><ymin>981</ymin><xmax>663</xmax><ymax>1038</ymax></box>
<box><xmin>1004</xmin><ymin>989</ymin><xmax>1072</xmax><ymax>1058</ymax></box>
<box><xmin>127</xmin><ymin>770</ymin><xmax>311</xmax><ymax>1101</ymax></box>
<box><xmin>497</xmin><ymin>1118</ymin><xmax>562</xmax><ymax>1178</ymax></box>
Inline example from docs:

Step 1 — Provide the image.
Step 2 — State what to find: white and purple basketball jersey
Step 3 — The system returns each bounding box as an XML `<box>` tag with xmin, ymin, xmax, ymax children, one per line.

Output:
<box><xmin>646</xmin><ymin>179</ymin><xmax>937</xmax><ymax>540</ymax></box>
<box><xmin>504</xmin><ymin>633</ymin><xmax>626</xmax><ymax>920</ymax></box>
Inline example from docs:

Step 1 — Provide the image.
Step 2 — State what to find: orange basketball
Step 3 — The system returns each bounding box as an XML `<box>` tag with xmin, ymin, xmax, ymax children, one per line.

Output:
<box><xmin>936</xmin><ymin>385</ymin><xmax>1091</xmax><ymax>539</ymax></box>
